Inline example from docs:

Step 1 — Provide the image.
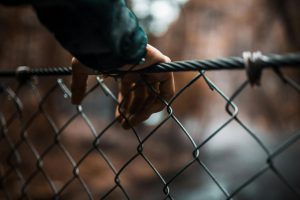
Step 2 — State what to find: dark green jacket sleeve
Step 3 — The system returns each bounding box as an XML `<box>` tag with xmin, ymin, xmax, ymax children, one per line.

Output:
<box><xmin>0</xmin><ymin>0</ymin><xmax>148</xmax><ymax>71</ymax></box>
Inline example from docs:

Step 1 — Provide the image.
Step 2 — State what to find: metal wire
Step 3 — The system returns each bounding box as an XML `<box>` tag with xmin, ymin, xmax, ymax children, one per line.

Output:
<box><xmin>0</xmin><ymin>52</ymin><xmax>299</xmax><ymax>200</ymax></box>
<box><xmin>0</xmin><ymin>52</ymin><xmax>299</xmax><ymax>77</ymax></box>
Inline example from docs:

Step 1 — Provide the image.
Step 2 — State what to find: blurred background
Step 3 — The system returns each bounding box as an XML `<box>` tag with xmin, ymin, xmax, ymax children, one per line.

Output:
<box><xmin>0</xmin><ymin>0</ymin><xmax>299</xmax><ymax>199</ymax></box>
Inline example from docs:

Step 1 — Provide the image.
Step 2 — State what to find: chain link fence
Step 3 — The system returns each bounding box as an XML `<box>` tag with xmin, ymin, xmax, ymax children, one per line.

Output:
<box><xmin>0</xmin><ymin>52</ymin><xmax>300</xmax><ymax>200</ymax></box>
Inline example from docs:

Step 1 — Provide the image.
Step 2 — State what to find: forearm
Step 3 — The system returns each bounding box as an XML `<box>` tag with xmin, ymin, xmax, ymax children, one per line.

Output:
<box><xmin>1</xmin><ymin>0</ymin><xmax>148</xmax><ymax>71</ymax></box>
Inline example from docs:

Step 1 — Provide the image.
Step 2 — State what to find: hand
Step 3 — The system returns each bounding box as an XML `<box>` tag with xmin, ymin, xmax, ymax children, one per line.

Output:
<box><xmin>116</xmin><ymin>45</ymin><xmax>175</xmax><ymax>129</ymax></box>
<box><xmin>71</xmin><ymin>44</ymin><xmax>175</xmax><ymax>129</ymax></box>
<box><xmin>115</xmin><ymin>72</ymin><xmax>174</xmax><ymax>129</ymax></box>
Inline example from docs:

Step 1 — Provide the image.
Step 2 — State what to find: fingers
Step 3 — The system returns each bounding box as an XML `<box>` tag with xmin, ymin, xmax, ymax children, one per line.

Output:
<box><xmin>158</xmin><ymin>72</ymin><xmax>175</xmax><ymax>104</ymax></box>
<box><xmin>121</xmin><ymin>45</ymin><xmax>171</xmax><ymax>71</ymax></box>
<box><xmin>118</xmin><ymin>72</ymin><xmax>175</xmax><ymax>129</ymax></box>
<box><xmin>129</xmin><ymin>84</ymin><xmax>148</xmax><ymax>115</ymax></box>
<box><xmin>146</xmin><ymin>44</ymin><xmax>171</xmax><ymax>63</ymax></box>
<box><xmin>126</xmin><ymin>82</ymin><xmax>159</xmax><ymax>127</ymax></box>
<box><xmin>71</xmin><ymin>58</ymin><xmax>89</xmax><ymax>105</ymax></box>
<box><xmin>116</xmin><ymin>44</ymin><xmax>174</xmax><ymax>129</ymax></box>
<box><xmin>141</xmin><ymin>73</ymin><xmax>175</xmax><ymax>115</ymax></box>
<box><xmin>122</xmin><ymin>82</ymin><xmax>153</xmax><ymax>129</ymax></box>
<box><xmin>129</xmin><ymin>73</ymin><xmax>175</xmax><ymax>127</ymax></box>
<box><xmin>115</xmin><ymin>74</ymin><xmax>137</xmax><ymax>123</ymax></box>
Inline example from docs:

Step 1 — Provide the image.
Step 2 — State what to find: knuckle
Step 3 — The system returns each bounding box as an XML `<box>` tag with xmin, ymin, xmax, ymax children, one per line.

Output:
<box><xmin>163</xmin><ymin>56</ymin><xmax>171</xmax><ymax>62</ymax></box>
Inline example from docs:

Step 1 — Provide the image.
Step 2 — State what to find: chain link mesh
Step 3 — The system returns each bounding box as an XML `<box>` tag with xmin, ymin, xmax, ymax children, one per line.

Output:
<box><xmin>0</xmin><ymin>55</ymin><xmax>299</xmax><ymax>200</ymax></box>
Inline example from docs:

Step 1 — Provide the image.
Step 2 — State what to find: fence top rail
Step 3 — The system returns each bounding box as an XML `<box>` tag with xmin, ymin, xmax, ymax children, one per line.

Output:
<box><xmin>0</xmin><ymin>52</ymin><xmax>299</xmax><ymax>78</ymax></box>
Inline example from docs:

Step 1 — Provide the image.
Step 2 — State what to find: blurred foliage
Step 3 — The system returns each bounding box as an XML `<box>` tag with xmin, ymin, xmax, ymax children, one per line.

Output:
<box><xmin>130</xmin><ymin>0</ymin><xmax>189</xmax><ymax>36</ymax></box>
